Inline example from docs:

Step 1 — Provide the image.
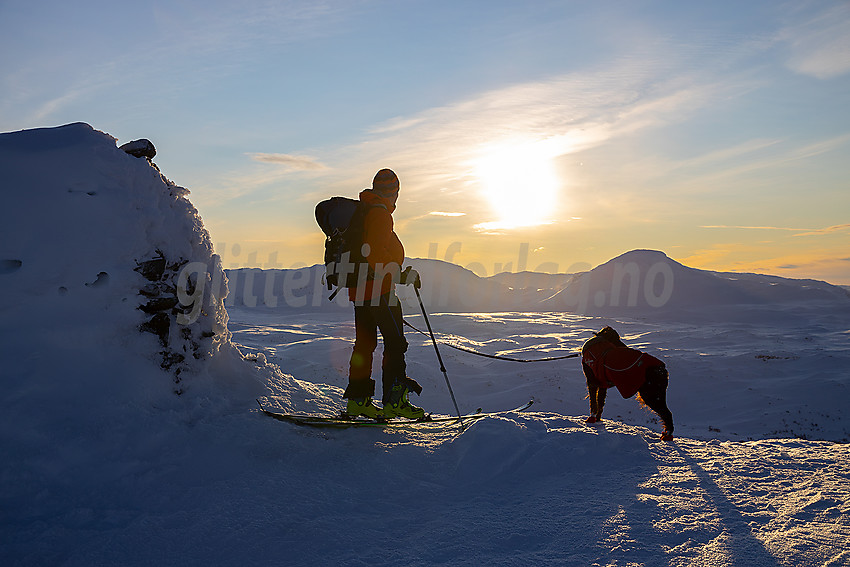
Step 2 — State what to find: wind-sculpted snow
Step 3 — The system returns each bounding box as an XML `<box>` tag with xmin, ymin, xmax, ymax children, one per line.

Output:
<box><xmin>7</xmin><ymin>405</ymin><xmax>844</xmax><ymax>566</ymax></box>
<box><xmin>0</xmin><ymin>123</ymin><xmax>241</xmax><ymax>394</ymax></box>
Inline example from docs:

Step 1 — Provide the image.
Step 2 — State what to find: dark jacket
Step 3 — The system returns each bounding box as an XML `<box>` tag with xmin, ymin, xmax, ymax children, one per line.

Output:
<box><xmin>348</xmin><ymin>189</ymin><xmax>404</xmax><ymax>302</ymax></box>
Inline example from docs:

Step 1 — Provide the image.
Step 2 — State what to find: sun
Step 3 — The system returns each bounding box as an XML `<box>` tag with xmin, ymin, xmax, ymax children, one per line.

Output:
<box><xmin>473</xmin><ymin>141</ymin><xmax>560</xmax><ymax>230</ymax></box>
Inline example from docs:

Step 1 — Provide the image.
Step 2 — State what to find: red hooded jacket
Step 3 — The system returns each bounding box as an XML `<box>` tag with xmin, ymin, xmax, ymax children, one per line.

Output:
<box><xmin>581</xmin><ymin>336</ymin><xmax>664</xmax><ymax>399</ymax></box>
<box><xmin>348</xmin><ymin>189</ymin><xmax>404</xmax><ymax>302</ymax></box>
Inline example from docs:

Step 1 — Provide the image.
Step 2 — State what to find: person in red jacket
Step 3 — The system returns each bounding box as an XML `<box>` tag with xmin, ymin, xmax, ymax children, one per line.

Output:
<box><xmin>581</xmin><ymin>326</ymin><xmax>674</xmax><ymax>439</ymax></box>
<box><xmin>343</xmin><ymin>169</ymin><xmax>425</xmax><ymax>419</ymax></box>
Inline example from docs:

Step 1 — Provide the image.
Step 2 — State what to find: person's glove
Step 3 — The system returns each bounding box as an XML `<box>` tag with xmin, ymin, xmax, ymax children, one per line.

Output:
<box><xmin>400</xmin><ymin>266</ymin><xmax>421</xmax><ymax>289</ymax></box>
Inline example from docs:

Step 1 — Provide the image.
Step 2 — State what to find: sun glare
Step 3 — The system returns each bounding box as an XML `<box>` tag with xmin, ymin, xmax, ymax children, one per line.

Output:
<box><xmin>473</xmin><ymin>142</ymin><xmax>560</xmax><ymax>230</ymax></box>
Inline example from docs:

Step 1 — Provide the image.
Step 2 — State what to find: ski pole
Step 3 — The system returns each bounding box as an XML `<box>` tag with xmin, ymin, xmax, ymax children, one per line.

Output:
<box><xmin>413</xmin><ymin>285</ymin><xmax>463</xmax><ymax>423</ymax></box>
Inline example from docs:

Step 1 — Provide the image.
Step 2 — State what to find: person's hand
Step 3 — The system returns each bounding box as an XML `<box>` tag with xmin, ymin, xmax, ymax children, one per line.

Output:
<box><xmin>400</xmin><ymin>266</ymin><xmax>421</xmax><ymax>289</ymax></box>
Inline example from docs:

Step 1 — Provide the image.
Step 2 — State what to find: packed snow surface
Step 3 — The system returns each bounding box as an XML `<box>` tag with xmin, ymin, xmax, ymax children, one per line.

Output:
<box><xmin>2</xmin><ymin>124</ymin><xmax>849</xmax><ymax>566</ymax></box>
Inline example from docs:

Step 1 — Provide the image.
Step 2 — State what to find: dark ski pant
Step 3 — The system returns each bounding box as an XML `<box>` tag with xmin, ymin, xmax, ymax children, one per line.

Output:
<box><xmin>344</xmin><ymin>292</ymin><xmax>422</xmax><ymax>404</ymax></box>
<box><xmin>583</xmin><ymin>363</ymin><xmax>674</xmax><ymax>433</ymax></box>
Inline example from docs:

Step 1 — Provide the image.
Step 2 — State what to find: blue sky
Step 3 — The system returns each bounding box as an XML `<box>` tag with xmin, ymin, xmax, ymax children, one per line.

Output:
<box><xmin>2</xmin><ymin>0</ymin><xmax>849</xmax><ymax>283</ymax></box>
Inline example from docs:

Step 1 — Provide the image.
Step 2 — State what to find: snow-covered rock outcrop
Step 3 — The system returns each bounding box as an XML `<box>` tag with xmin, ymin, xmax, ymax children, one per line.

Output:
<box><xmin>0</xmin><ymin>123</ymin><xmax>263</xmax><ymax>404</ymax></box>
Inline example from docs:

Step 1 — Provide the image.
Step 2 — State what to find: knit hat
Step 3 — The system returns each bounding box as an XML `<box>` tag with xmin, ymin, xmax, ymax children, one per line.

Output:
<box><xmin>372</xmin><ymin>168</ymin><xmax>399</xmax><ymax>196</ymax></box>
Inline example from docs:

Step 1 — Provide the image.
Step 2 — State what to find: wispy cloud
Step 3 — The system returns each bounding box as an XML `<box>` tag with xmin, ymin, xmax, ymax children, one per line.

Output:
<box><xmin>150</xmin><ymin>2</ymin><xmax>348</xmax><ymax>62</ymax></box>
<box><xmin>2</xmin><ymin>2</ymin><xmax>353</xmax><ymax>128</ymax></box>
<box><xmin>700</xmin><ymin>225</ymin><xmax>810</xmax><ymax>231</ymax></box>
<box><xmin>678</xmin><ymin>243</ymin><xmax>850</xmax><ymax>284</ymax></box>
<box><xmin>700</xmin><ymin>223</ymin><xmax>850</xmax><ymax>237</ymax></box>
<box><xmin>654</xmin><ymin>132</ymin><xmax>850</xmax><ymax>193</ymax></box>
<box><xmin>769</xmin><ymin>255</ymin><xmax>850</xmax><ymax>285</ymax></box>
<box><xmin>669</xmin><ymin>138</ymin><xmax>783</xmax><ymax>171</ymax></box>
<box><xmin>370</xmin><ymin>116</ymin><xmax>428</xmax><ymax>135</ymax></box>
<box><xmin>248</xmin><ymin>153</ymin><xmax>327</xmax><ymax>171</ymax></box>
<box><xmin>473</xmin><ymin>219</ymin><xmax>555</xmax><ymax>233</ymax></box>
<box><xmin>322</xmin><ymin>60</ymin><xmax>738</xmax><ymax>224</ymax></box>
<box><xmin>793</xmin><ymin>223</ymin><xmax>850</xmax><ymax>237</ymax></box>
<box><xmin>429</xmin><ymin>211</ymin><xmax>466</xmax><ymax>217</ymax></box>
<box><xmin>780</xmin><ymin>3</ymin><xmax>850</xmax><ymax>79</ymax></box>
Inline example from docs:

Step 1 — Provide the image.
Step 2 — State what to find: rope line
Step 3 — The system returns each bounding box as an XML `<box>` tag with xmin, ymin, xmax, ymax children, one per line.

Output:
<box><xmin>403</xmin><ymin>319</ymin><xmax>580</xmax><ymax>363</ymax></box>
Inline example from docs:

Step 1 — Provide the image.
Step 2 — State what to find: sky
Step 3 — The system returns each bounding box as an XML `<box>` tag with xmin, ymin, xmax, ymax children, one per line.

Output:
<box><xmin>1</xmin><ymin>0</ymin><xmax>849</xmax><ymax>284</ymax></box>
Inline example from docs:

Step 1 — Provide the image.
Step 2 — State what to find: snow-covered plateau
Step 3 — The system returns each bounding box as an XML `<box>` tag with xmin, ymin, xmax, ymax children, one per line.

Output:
<box><xmin>1</xmin><ymin>123</ymin><xmax>848</xmax><ymax>566</ymax></box>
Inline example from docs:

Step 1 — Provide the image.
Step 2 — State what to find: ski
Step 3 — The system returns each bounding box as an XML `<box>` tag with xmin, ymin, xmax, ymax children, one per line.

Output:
<box><xmin>257</xmin><ymin>399</ymin><xmax>534</xmax><ymax>429</ymax></box>
<box><xmin>255</xmin><ymin>400</ymin><xmax>481</xmax><ymax>425</ymax></box>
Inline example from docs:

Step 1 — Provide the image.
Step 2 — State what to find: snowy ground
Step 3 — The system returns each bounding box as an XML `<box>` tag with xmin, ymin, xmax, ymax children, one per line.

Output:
<box><xmin>232</xmin><ymin>307</ymin><xmax>850</xmax><ymax>444</ymax></box>
<box><xmin>5</xmin><ymin>304</ymin><xmax>848</xmax><ymax>567</ymax></box>
<box><xmin>223</xmin><ymin>306</ymin><xmax>850</xmax><ymax>567</ymax></box>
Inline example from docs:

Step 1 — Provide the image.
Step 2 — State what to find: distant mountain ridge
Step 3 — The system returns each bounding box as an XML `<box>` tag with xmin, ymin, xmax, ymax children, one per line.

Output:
<box><xmin>224</xmin><ymin>249</ymin><xmax>850</xmax><ymax>321</ymax></box>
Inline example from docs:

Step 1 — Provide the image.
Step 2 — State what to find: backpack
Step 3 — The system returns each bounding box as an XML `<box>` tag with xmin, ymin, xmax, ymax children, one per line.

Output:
<box><xmin>315</xmin><ymin>197</ymin><xmax>381</xmax><ymax>298</ymax></box>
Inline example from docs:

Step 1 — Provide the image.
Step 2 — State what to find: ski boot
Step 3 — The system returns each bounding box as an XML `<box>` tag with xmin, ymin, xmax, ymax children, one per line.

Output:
<box><xmin>344</xmin><ymin>397</ymin><xmax>383</xmax><ymax>419</ymax></box>
<box><xmin>383</xmin><ymin>384</ymin><xmax>426</xmax><ymax>420</ymax></box>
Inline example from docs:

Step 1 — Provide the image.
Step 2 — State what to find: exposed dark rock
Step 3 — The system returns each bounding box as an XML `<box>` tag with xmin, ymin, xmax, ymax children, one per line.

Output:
<box><xmin>135</xmin><ymin>252</ymin><xmax>219</xmax><ymax>392</ymax></box>
<box><xmin>139</xmin><ymin>284</ymin><xmax>162</xmax><ymax>297</ymax></box>
<box><xmin>140</xmin><ymin>312</ymin><xmax>170</xmax><ymax>345</ymax></box>
<box><xmin>140</xmin><ymin>296</ymin><xmax>179</xmax><ymax>314</ymax></box>
<box><xmin>120</xmin><ymin>139</ymin><xmax>156</xmax><ymax>160</ymax></box>
<box><xmin>134</xmin><ymin>255</ymin><xmax>166</xmax><ymax>282</ymax></box>
<box><xmin>160</xmin><ymin>351</ymin><xmax>185</xmax><ymax>369</ymax></box>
